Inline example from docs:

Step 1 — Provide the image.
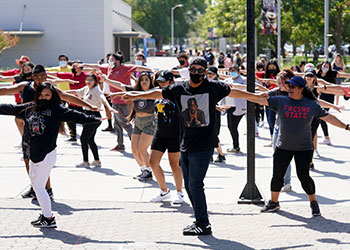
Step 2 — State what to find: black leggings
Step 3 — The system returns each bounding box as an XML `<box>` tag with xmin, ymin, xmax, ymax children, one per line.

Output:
<box><xmin>81</xmin><ymin>111</ymin><xmax>101</xmax><ymax>162</ymax></box>
<box><xmin>227</xmin><ymin>107</ymin><xmax>244</xmax><ymax>149</ymax></box>
<box><xmin>67</xmin><ymin>105</ymin><xmax>84</xmax><ymax>138</ymax></box>
<box><xmin>320</xmin><ymin>108</ymin><xmax>330</xmax><ymax>137</ymax></box>
<box><xmin>272</xmin><ymin>147</ymin><xmax>315</xmax><ymax>195</ymax></box>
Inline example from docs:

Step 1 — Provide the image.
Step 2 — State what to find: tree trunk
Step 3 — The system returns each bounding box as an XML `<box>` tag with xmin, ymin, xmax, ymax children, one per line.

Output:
<box><xmin>292</xmin><ymin>43</ymin><xmax>297</xmax><ymax>57</ymax></box>
<box><xmin>334</xmin><ymin>5</ymin><xmax>344</xmax><ymax>54</ymax></box>
<box><xmin>156</xmin><ymin>36</ymin><xmax>163</xmax><ymax>50</ymax></box>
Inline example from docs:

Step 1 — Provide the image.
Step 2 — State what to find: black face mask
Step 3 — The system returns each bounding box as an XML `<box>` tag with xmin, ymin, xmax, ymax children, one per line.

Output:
<box><xmin>257</xmin><ymin>64</ymin><xmax>264</xmax><ymax>69</ymax></box>
<box><xmin>190</xmin><ymin>73</ymin><xmax>204</xmax><ymax>84</ymax></box>
<box><xmin>37</xmin><ymin>99</ymin><xmax>53</xmax><ymax>110</ymax></box>
<box><xmin>268</xmin><ymin>69</ymin><xmax>276</xmax><ymax>75</ymax></box>
<box><xmin>179</xmin><ymin>60</ymin><xmax>186</xmax><ymax>66</ymax></box>
<box><xmin>71</xmin><ymin>68</ymin><xmax>77</xmax><ymax>75</ymax></box>
<box><xmin>23</xmin><ymin>72</ymin><xmax>32</xmax><ymax>78</ymax></box>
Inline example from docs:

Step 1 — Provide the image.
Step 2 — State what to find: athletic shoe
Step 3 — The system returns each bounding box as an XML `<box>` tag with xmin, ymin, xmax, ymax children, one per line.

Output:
<box><xmin>76</xmin><ymin>162</ymin><xmax>90</xmax><ymax>168</ymax></box>
<box><xmin>214</xmin><ymin>155</ymin><xmax>226</xmax><ymax>163</ymax></box>
<box><xmin>31</xmin><ymin>214</ymin><xmax>43</xmax><ymax>225</ymax></box>
<box><xmin>227</xmin><ymin>147</ymin><xmax>240</xmax><ymax>153</ymax></box>
<box><xmin>260</xmin><ymin>200</ymin><xmax>280</xmax><ymax>213</ymax></box>
<box><xmin>46</xmin><ymin>188</ymin><xmax>53</xmax><ymax>199</ymax></box>
<box><xmin>102</xmin><ymin>126</ymin><xmax>114</xmax><ymax>132</ymax></box>
<box><xmin>66</xmin><ymin>137</ymin><xmax>77</xmax><ymax>142</ymax></box>
<box><xmin>264</xmin><ymin>142</ymin><xmax>273</xmax><ymax>147</ymax></box>
<box><xmin>322</xmin><ymin>138</ymin><xmax>331</xmax><ymax>145</ymax></box>
<box><xmin>310</xmin><ymin>163</ymin><xmax>315</xmax><ymax>170</ymax></box>
<box><xmin>172</xmin><ymin>191</ymin><xmax>184</xmax><ymax>204</ymax></box>
<box><xmin>22</xmin><ymin>186</ymin><xmax>35</xmax><ymax>199</ymax></box>
<box><xmin>310</xmin><ymin>200</ymin><xmax>321</xmax><ymax>216</ymax></box>
<box><xmin>315</xmin><ymin>149</ymin><xmax>321</xmax><ymax>157</ymax></box>
<box><xmin>281</xmin><ymin>183</ymin><xmax>292</xmax><ymax>192</ymax></box>
<box><xmin>183</xmin><ymin>222</ymin><xmax>212</xmax><ymax>236</ymax></box>
<box><xmin>90</xmin><ymin>160</ymin><xmax>101</xmax><ymax>168</ymax></box>
<box><xmin>150</xmin><ymin>189</ymin><xmax>171</xmax><ymax>202</ymax></box>
<box><xmin>255</xmin><ymin>132</ymin><xmax>259</xmax><ymax>137</ymax></box>
<box><xmin>137</xmin><ymin>170</ymin><xmax>153</xmax><ymax>181</ymax></box>
<box><xmin>32</xmin><ymin>215</ymin><xmax>57</xmax><ymax>228</ymax></box>
<box><xmin>111</xmin><ymin>145</ymin><xmax>125</xmax><ymax>151</ymax></box>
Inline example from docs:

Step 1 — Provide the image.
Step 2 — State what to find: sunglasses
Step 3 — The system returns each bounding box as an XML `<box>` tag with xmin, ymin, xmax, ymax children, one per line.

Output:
<box><xmin>305</xmin><ymin>75</ymin><xmax>315</xmax><ymax>78</ymax></box>
<box><xmin>288</xmin><ymin>84</ymin><xmax>297</xmax><ymax>89</ymax></box>
<box><xmin>189</xmin><ymin>67</ymin><xmax>206</xmax><ymax>74</ymax></box>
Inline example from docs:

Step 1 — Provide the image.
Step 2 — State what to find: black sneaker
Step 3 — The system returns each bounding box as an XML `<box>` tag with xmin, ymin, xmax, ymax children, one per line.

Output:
<box><xmin>22</xmin><ymin>186</ymin><xmax>35</xmax><ymax>199</ymax></box>
<box><xmin>214</xmin><ymin>155</ymin><xmax>226</xmax><ymax>163</ymax></box>
<box><xmin>310</xmin><ymin>200</ymin><xmax>321</xmax><ymax>216</ymax></box>
<box><xmin>183</xmin><ymin>222</ymin><xmax>212</xmax><ymax>236</ymax></box>
<box><xmin>67</xmin><ymin>137</ymin><xmax>77</xmax><ymax>142</ymax></box>
<box><xmin>102</xmin><ymin>126</ymin><xmax>114</xmax><ymax>132</ymax></box>
<box><xmin>32</xmin><ymin>215</ymin><xmax>57</xmax><ymax>228</ymax></box>
<box><xmin>137</xmin><ymin>170</ymin><xmax>153</xmax><ymax>181</ymax></box>
<box><xmin>310</xmin><ymin>163</ymin><xmax>315</xmax><ymax>170</ymax></box>
<box><xmin>31</xmin><ymin>214</ymin><xmax>43</xmax><ymax>225</ymax></box>
<box><xmin>260</xmin><ymin>200</ymin><xmax>280</xmax><ymax>213</ymax></box>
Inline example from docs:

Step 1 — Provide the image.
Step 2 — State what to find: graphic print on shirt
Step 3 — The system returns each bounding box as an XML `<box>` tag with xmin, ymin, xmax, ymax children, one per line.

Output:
<box><xmin>283</xmin><ymin>105</ymin><xmax>310</xmax><ymax>119</ymax></box>
<box><xmin>180</xmin><ymin>94</ymin><xmax>209</xmax><ymax>127</ymax></box>
<box><xmin>27</xmin><ymin>112</ymin><xmax>46</xmax><ymax>136</ymax></box>
<box><xmin>155</xmin><ymin>98</ymin><xmax>175</xmax><ymax>124</ymax></box>
<box><xmin>135</xmin><ymin>99</ymin><xmax>148</xmax><ymax>110</ymax></box>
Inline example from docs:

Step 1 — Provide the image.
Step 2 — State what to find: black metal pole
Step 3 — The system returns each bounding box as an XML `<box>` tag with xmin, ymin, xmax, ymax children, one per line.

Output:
<box><xmin>238</xmin><ymin>0</ymin><xmax>264</xmax><ymax>204</ymax></box>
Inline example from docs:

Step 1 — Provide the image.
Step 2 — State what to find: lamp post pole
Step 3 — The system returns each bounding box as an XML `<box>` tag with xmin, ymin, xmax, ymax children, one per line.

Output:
<box><xmin>171</xmin><ymin>4</ymin><xmax>183</xmax><ymax>56</ymax></box>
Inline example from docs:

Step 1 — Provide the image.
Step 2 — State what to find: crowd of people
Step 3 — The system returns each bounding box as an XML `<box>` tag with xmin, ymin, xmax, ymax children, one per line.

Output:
<box><xmin>0</xmin><ymin>49</ymin><xmax>350</xmax><ymax>235</ymax></box>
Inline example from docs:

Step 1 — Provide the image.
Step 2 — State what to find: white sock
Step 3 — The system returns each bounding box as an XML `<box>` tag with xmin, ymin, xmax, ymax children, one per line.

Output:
<box><xmin>145</xmin><ymin>167</ymin><xmax>152</xmax><ymax>172</ymax></box>
<box><xmin>161</xmin><ymin>189</ymin><xmax>169</xmax><ymax>195</ymax></box>
<box><xmin>140</xmin><ymin>166</ymin><xmax>145</xmax><ymax>171</ymax></box>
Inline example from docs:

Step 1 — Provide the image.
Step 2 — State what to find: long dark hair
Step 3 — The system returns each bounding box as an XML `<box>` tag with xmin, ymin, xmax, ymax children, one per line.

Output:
<box><xmin>86</xmin><ymin>73</ymin><xmax>99</xmax><ymax>87</ymax></box>
<box><xmin>302</xmin><ymin>86</ymin><xmax>317</xmax><ymax>100</ymax></box>
<box><xmin>33</xmin><ymin>82</ymin><xmax>66</xmax><ymax>134</ymax></box>
<box><xmin>265</xmin><ymin>59</ymin><xmax>280</xmax><ymax>79</ymax></box>
<box><xmin>127</xmin><ymin>73</ymin><xmax>155</xmax><ymax>123</ymax></box>
<box><xmin>19</xmin><ymin>62</ymin><xmax>35</xmax><ymax>79</ymax></box>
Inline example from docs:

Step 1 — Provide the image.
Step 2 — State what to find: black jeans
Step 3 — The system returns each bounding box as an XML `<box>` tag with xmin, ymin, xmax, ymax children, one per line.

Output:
<box><xmin>272</xmin><ymin>147</ymin><xmax>315</xmax><ymax>195</ymax></box>
<box><xmin>180</xmin><ymin>150</ymin><xmax>211</xmax><ymax>226</ymax></box>
<box><xmin>67</xmin><ymin>105</ymin><xmax>83</xmax><ymax>138</ymax></box>
<box><xmin>227</xmin><ymin>107</ymin><xmax>244</xmax><ymax>149</ymax></box>
<box><xmin>80</xmin><ymin>111</ymin><xmax>101</xmax><ymax>162</ymax></box>
<box><xmin>320</xmin><ymin>108</ymin><xmax>330</xmax><ymax>137</ymax></box>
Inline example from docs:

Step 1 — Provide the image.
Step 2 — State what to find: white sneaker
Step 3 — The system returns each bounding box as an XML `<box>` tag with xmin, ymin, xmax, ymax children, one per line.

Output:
<box><xmin>172</xmin><ymin>191</ymin><xmax>184</xmax><ymax>204</ymax></box>
<box><xmin>90</xmin><ymin>160</ymin><xmax>101</xmax><ymax>168</ymax></box>
<box><xmin>322</xmin><ymin>138</ymin><xmax>331</xmax><ymax>145</ymax></box>
<box><xmin>281</xmin><ymin>183</ymin><xmax>292</xmax><ymax>192</ymax></box>
<box><xmin>315</xmin><ymin>149</ymin><xmax>321</xmax><ymax>157</ymax></box>
<box><xmin>150</xmin><ymin>189</ymin><xmax>171</xmax><ymax>202</ymax></box>
<box><xmin>76</xmin><ymin>162</ymin><xmax>90</xmax><ymax>168</ymax></box>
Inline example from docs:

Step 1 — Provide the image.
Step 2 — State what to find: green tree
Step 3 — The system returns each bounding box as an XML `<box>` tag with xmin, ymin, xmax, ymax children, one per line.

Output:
<box><xmin>0</xmin><ymin>29</ymin><xmax>18</xmax><ymax>56</ymax></box>
<box><xmin>125</xmin><ymin>0</ymin><xmax>206</xmax><ymax>49</ymax></box>
<box><xmin>329</xmin><ymin>1</ymin><xmax>350</xmax><ymax>53</ymax></box>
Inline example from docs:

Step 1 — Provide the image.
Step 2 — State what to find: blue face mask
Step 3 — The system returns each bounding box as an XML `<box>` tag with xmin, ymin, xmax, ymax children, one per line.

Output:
<box><xmin>230</xmin><ymin>71</ymin><xmax>239</xmax><ymax>78</ymax></box>
<box><xmin>59</xmin><ymin>60</ymin><xmax>67</xmax><ymax>67</ymax></box>
<box><xmin>135</xmin><ymin>60</ymin><xmax>143</xmax><ymax>66</ymax></box>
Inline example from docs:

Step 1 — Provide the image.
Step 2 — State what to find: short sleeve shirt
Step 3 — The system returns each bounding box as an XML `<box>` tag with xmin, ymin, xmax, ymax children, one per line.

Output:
<box><xmin>162</xmin><ymin>79</ymin><xmax>231</xmax><ymax>152</ymax></box>
<box><xmin>75</xmin><ymin>85</ymin><xmax>105</xmax><ymax>110</ymax></box>
<box><xmin>267</xmin><ymin>96</ymin><xmax>328</xmax><ymax>151</ymax></box>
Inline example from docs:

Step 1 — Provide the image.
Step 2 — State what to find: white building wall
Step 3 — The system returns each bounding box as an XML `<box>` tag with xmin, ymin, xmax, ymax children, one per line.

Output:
<box><xmin>0</xmin><ymin>0</ymin><xmax>125</xmax><ymax>67</ymax></box>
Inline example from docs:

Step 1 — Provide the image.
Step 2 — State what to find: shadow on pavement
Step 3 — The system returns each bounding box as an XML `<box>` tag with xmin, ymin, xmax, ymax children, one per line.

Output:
<box><xmin>311</xmin><ymin>168</ymin><xmax>350</xmax><ymax>180</ymax></box>
<box><xmin>317</xmin><ymin>238</ymin><xmax>350</xmax><ymax>245</ymax></box>
<box><xmin>315</xmin><ymin>155</ymin><xmax>346</xmax><ymax>164</ymax></box>
<box><xmin>0</xmin><ymin>231</ymin><xmax>133</xmax><ymax>245</ymax></box>
<box><xmin>262</xmin><ymin>244</ymin><xmax>313</xmax><ymax>250</ymax></box>
<box><xmin>283</xmin><ymin>190</ymin><xmax>350</xmax><ymax>205</ymax></box>
<box><xmin>272</xmin><ymin>210</ymin><xmax>350</xmax><ymax>234</ymax></box>
<box><xmin>30</xmin><ymin>199</ymin><xmax>122</xmax><ymax>216</ymax></box>
<box><xmin>156</xmin><ymin>235</ymin><xmax>255</xmax><ymax>250</ymax></box>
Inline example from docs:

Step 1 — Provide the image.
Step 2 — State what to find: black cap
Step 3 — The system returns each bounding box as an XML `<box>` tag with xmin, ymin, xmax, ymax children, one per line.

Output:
<box><xmin>207</xmin><ymin>66</ymin><xmax>218</xmax><ymax>76</ymax></box>
<box><xmin>156</xmin><ymin>70</ymin><xmax>174</xmax><ymax>82</ymax></box>
<box><xmin>286</xmin><ymin>76</ymin><xmax>306</xmax><ymax>87</ymax></box>
<box><xmin>304</xmin><ymin>68</ymin><xmax>316</xmax><ymax>76</ymax></box>
<box><xmin>190</xmin><ymin>56</ymin><xmax>208</xmax><ymax>69</ymax></box>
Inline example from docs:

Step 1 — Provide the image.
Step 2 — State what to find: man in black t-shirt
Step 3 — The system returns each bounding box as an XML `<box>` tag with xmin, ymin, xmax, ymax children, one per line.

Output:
<box><xmin>120</xmin><ymin>57</ymin><xmax>231</xmax><ymax>236</ymax></box>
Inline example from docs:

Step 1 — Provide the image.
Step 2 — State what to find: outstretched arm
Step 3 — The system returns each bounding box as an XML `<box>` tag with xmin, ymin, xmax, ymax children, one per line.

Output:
<box><xmin>228</xmin><ymin>88</ymin><xmax>269</xmax><ymax>106</ymax></box>
<box><xmin>318</xmin><ymin>99</ymin><xmax>344</xmax><ymax>112</ymax></box>
<box><xmin>101</xmin><ymin>75</ymin><xmax>127</xmax><ymax>91</ymax></box>
<box><xmin>56</xmin><ymin>88</ymin><xmax>99</xmax><ymax>111</ymax></box>
<box><xmin>320</xmin><ymin>114</ymin><xmax>349</xmax><ymax>130</ymax></box>
<box><xmin>315</xmin><ymin>85</ymin><xmax>345</xmax><ymax>95</ymax></box>
<box><xmin>0</xmin><ymin>75</ymin><xmax>16</xmax><ymax>82</ymax></box>
<box><xmin>0</xmin><ymin>83</ymin><xmax>26</xmax><ymax>95</ymax></box>
<box><xmin>113</xmin><ymin>89</ymin><xmax>163</xmax><ymax>101</ymax></box>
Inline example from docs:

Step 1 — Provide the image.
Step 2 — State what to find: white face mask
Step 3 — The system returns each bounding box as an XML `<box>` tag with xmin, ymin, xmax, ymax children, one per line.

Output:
<box><xmin>59</xmin><ymin>60</ymin><xmax>67</xmax><ymax>67</ymax></box>
<box><xmin>242</xmin><ymin>62</ymin><xmax>247</xmax><ymax>68</ymax></box>
<box><xmin>108</xmin><ymin>60</ymin><xmax>115</xmax><ymax>68</ymax></box>
<box><xmin>322</xmin><ymin>66</ymin><xmax>329</xmax><ymax>72</ymax></box>
<box><xmin>135</xmin><ymin>60</ymin><xmax>143</xmax><ymax>66</ymax></box>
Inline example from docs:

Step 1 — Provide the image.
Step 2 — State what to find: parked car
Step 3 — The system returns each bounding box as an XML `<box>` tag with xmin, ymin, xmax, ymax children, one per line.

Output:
<box><xmin>155</xmin><ymin>50</ymin><xmax>168</xmax><ymax>56</ymax></box>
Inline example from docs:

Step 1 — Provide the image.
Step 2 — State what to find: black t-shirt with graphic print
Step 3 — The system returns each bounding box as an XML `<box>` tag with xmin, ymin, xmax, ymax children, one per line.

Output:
<box><xmin>154</xmin><ymin>98</ymin><xmax>181</xmax><ymax>138</ymax></box>
<box><xmin>162</xmin><ymin>79</ymin><xmax>231</xmax><ymax>152</ymax></box>
<box><xmin>267</xmin><ymin>96</ymin><xmax>328</xmax><ymax>151</ymax></box>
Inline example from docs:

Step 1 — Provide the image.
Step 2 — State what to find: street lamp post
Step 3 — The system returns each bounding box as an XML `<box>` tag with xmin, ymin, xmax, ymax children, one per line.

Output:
<box><xmin>171</xmin><ymin>4</ymin><xmax>183</xmax><ymax>56</ymax></box>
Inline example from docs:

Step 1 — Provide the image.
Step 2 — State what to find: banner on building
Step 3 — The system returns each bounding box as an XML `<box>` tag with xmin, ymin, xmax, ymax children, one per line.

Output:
<box><xmin>261</xmin><ymin>0</ymin><xmax>277</xmax><ymax>35</ymax></box>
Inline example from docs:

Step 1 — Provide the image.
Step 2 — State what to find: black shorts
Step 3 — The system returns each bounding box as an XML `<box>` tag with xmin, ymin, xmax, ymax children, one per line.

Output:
<box><xmin>151</xmin><ymin>135</ymin><xmax>180</xmax><ymax>153</ymax></box>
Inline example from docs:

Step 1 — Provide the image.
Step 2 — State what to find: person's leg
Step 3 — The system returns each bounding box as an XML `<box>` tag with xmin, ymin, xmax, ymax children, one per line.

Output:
<box><xmin>226</xmin><ymin>107</ymin><xmax>235</xmax><ymax>147</ymax></box>
<box><xmin>294</xmin><ymin>150</ymin><xmax>316</xmax><ymax>200</ymax></box>
<box><xmin>180</xmin><ymin>152</ymin><xmax>192</xmax><ymax>204</ymax></box>
<box><xmin>112</xmin><ymin>103</ymin><xmax>124</xmax><ymax>148</ymax></box>
<box><xmin>138</xmin><ymin>132</ymin><xmax>154</xmax><ymax>168</ymax></box>
<box><xmin>131</xmin><ymin>134</ymin><xmax>144</xmax><ymax>166</ymax></box>
<box><xmin>29</xmin><ymin>150</ymin><xmax>56</xmax><ymax>219</ymax></box>
<box><xmin>270</xmin><ymin>148</ymin><xmax>294</xmax><ymax>202</ymax></box>
<box><xmin>186</xmin><ymin>150</ymin><xmax>211</xmax><ymax>226</ymax></box>
<box><xmin>87</xmin><ymin>122</ymin><xmax>101</xmax><ymax>161</ymax></box>
<box><xmin>67</xmin><ymin>105</ymin><xmax>78</xmax><ymax>139</ymax></box>
<box><xmin>149</xmin><ymin>149</ymin><xmax>166</xmax><ymax>191</ymax></box>
<box><xmin>231</xmin><ymin>114</ymin><xmax>244</xmax><ymax>149</ymax></box>
<box><xmin>168</xmin><ymin>152</ymin><xmax>182</xmax><ymax>192</ymax></box>
<box><xmin>80</xmin><ymin>125</ymin><xmax>91</xmax><ymax>163</ymax></box>
<box><xmin>320</xmin><ymin>108</ymin><xmax>330</xmax><ymax>139</ymax></box>
<box><xmin>116</xmin><ymin>104</ymin><xmax>133</xmax><ymax>140</ymax></box>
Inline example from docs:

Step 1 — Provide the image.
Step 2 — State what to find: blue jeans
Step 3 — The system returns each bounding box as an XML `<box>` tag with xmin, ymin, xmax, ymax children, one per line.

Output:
<box><xmin>265</xmin><ymin>107</ymin><xmax>276</xmax><ymax>136</ymax></box>
<box><xmin>180</xmin><ymin>150</ymin><xmax>211</xmax><ymax>226</ymax></box>
<box><xmin>272</xmin><ymin>126</ymin><xmax>291</xmax><ymax>185</ymax></box>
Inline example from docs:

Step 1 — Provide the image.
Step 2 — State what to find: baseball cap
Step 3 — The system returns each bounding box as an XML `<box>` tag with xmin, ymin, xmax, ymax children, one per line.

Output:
<box><xmin>304</xmin><ymin>63</ymin><xmax>315</xmax><ymax>72</ymax></box>
<box><xmin>16</xmin><ymin>55</ymin><xmax>30</xmax><ymax>65</ymax></box>
<box><xmin>207</xmin><ymin>66</ymin><xmax>218</xmax><ymax>75</ymax></box>
<box><xmin>156</xmin><ymin>70</ymin><xmax>174</xmax><ymax>82</ymax></box>
<box><xmin>286</xmin><ymin>76</ymin><xmax>306</xmax><ymax>87</ymax></box>
<box><xmin>190</xmin><ymin>56</ymin><xmax>207</xmax><ymax>69</ymax></box>
<box><xmin>304</xmin><ymin>68</ymin><xmax>316</xmax><ymax>76</ymax></box>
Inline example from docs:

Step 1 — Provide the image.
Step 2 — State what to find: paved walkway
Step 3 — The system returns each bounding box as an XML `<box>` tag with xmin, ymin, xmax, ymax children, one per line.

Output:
<box><xmin>0</xmin><ymin>57</ymin><xmax>349</xmax><ymax>249</ymax></box>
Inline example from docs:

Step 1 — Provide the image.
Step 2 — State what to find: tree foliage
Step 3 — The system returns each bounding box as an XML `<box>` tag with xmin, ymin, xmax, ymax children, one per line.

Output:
<box><xmin>125</xmin><ymin>0</ymin><xmax>206</xmax><ymax>49</ymax></box>
<box><xmin>0</xmin><ymin>30</ymin><xmax>18</xmax><ymax>56</ymax></box>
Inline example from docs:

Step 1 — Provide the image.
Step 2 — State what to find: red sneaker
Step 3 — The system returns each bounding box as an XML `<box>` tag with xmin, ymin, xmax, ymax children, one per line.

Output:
<box><xmin>111</xmin><ymin>145</ymin><xmax>125</xmax><ymax>151</ymax></box>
